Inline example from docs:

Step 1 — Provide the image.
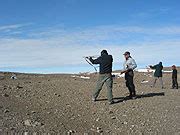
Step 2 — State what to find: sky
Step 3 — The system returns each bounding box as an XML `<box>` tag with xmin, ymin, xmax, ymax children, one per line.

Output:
<box><xmin>0</xmin><ymin>0</ymin><xmax>180</xmax><ymax>73</ymax></box>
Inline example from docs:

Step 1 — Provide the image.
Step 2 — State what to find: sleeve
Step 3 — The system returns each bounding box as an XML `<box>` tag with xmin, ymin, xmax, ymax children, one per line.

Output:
<box><xmin>129</xmin><ymin>59</ymin><xmax>137</xmax><ymax>70</ymax></box>
<box><xmin>89</xmin><ymin>57</ymin><xmax>101</xmax><ymax>64</ymax></box>
<box><xmin>151</xmin><ymin>65</ymin><xmax>157</xmax><ymax>69</ymax></box>
<box><xmin>123</xmin><ymin>61</ymin><xmax>127</xmax><ymax>70</ymax></box>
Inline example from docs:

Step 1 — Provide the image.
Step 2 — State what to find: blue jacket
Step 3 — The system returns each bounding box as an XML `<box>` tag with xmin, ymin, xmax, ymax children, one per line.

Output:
<box><xmin>151</xmin><ymin>62</ymin><xmax>163</xmax><ymax>77</ymax></box>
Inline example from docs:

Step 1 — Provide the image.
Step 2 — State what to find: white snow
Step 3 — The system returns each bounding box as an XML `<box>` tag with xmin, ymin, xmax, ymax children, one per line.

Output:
<box><xmin>135</xmin><ymin>68</ymin><xmax>172</xmax><ymax>73</ymax></box>
<box><xmin>71</xmin><ymin>75</ymin><xmax>90</xmax><ymax>80</ymax></box>
<box><xmin>141</xmin><ymin>80</ymin><xmax>149</xmax><ymax>84</ymax></box>
<box><xmin>112</xmin><ymin>73</ymin><xmax>125</xmax><ymax>78</ymax></box>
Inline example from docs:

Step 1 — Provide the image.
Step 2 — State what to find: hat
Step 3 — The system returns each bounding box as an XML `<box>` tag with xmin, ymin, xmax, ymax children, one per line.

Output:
<box><xmin>123</xmin><ymin>51</ymin><xmax>130</xmax><ymax>55</ymax></box>
<box><xmin>101</xmin><ymin>50</ymin><xmax>108</xmax><ymax>55</ymax></box>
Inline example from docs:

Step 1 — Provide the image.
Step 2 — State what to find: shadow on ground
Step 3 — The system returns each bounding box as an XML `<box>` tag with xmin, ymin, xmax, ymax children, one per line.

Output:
<box><xmin>96</xmin><ymin>92</ymin><xmax>165</xmax><ymax>104</ymax></box>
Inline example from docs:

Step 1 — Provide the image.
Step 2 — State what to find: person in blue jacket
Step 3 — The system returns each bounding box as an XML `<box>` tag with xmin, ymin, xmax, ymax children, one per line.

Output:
<box><xmin>149</xmin><ymin>62</ymin><xmax>164</xmax><ymax>89</ymax></box>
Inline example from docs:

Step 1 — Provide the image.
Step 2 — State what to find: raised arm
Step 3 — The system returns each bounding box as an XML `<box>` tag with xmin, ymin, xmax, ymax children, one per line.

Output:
<box><xmin>89</xmin><ymin>57</ymin><xmax>101</xmax><ymax>64</ymax></box>
<box><xmin>150</xmin><ymin>65</ymin><xmax>157</xmax><ymax>69</ymax></box>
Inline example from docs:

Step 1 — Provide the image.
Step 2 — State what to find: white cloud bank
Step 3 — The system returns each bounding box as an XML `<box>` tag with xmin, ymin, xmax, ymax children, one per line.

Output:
<box><xmin>0</xmin><ymin>24</ymin><xmax>180</xmax><ymax>73</ymax></box>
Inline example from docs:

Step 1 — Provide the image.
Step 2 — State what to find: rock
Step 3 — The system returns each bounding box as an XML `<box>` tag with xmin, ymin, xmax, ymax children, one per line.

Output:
<box><xmin>67</xmin><ymin>130</ymin><xmax>76</xmax><ymax>134</ymax></box>
<box><xmin>2</xmin><ymin>93</ymin><xmax>9</xmax><ymax>97</ymax></box>
<box><xmin>10</xmin><ymin>127</ymin><xmax>15</xmax><ymax>130</ymax></box>
<box><xmin>4</xmin><ymin>109</ymin><xmax>10</xmax><ymax>113</ymax></box>
<box><xmin>24</xmin><ymin>132</ymin><xmax>28</xmax><ymax>135</ymax></box>
<box><xmin>31</xmin><ymin>111</ymin><xmax>36</xmax><ymax>114</ymax></box>
<box><xmin>17</xmin><ymin>85</ymin><xmax>23</xmax><ymax>89</ymax></box>
<box><xmin>24</xmin><ymin>119</ymin><xmax>32</xmax><ymax>126</ymax></box>
<box><xmin>24</xmin><ymin>119</ymin><xmax>43</xmax><ymax>127</ymax></box>
<box><xmin>96</xmin><ymin>118</ymin><xmax>100</xmax><ymax>121</ymax></box>
<box><xmin>11</xmin><ymin>75</ymin><xmax>17</xmax><ymax>80</ymax></box>
<box><xmin>26</xmin><ymin>113</ymin><xmax>30</xmax><ymax>116</ymax></box>
<box><xmin>15</xmin><ymin>95</ymin><xmax>21</xmax><ymax>98</ymax></box>
<box><xmin>109</xmin><ymin>111</ymin><xmax>113</xmax><ymax>114</ymax></box>
<box><xmin>33</xmin><ymin>121</ymin><xmax>44</xmax><ymax>127</ymax></box>
<box><xmin>111</xmin><ymin>116</ymin><xmax>116</xmax><ymax>119</ymax></box>
<box><xmin>123</xmin><ymin>122</ymin><xmax>128</xmax><ymax>125</ymax></box>
<box><xmin>97</xmin><ymin>128</ymin><xmax>103</xmax><ymax>133</ymax></box>
<box><xmin>106</xmin><ymin>130</ymin><xmax>111</xmax><ymax>133</ymax></box>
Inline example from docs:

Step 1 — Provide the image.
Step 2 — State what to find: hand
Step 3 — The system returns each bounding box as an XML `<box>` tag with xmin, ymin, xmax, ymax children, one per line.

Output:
<box><xmin>149</xmin><ymin>65</ymin><xmax>152</xmax><ymax>68</ymax></box>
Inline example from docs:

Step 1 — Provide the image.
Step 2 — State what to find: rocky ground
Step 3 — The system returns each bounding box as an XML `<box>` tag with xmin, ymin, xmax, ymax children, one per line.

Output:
<box><xmin>0</xmin><ymin>69</ymin><xmax>180</xmax><ymax>135</ymax></box>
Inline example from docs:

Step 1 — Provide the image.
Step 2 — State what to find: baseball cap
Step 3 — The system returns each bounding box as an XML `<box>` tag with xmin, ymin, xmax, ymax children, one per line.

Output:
<box><xmin>123</xmin><ymin>51</ymin><xmax>130</xmax><ymax>55</ymax></box>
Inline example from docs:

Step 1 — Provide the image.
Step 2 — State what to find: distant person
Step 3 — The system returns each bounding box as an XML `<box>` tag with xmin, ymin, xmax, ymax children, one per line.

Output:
<box><xmin>172</xmin><ymin>65</ymin><xmax>178</xmax><ymax>89</ymax></box>
<box><xmin>88</xmin><ymin>50</ymin><xmax>114</xmax><ymax>104</ymax></box>
<box><xmin>121</xmin><ymin>51</ymin><xmax>137</xmax><ymax>99</ymax></box>
<box><xmin>149</xmin><ymin>62</ymin><xmax>164</xmax><ymax>89</ymax></box>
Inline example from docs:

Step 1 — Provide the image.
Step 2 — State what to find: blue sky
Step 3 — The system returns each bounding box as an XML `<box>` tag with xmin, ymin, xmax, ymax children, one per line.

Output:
<box><xmin>0</xmin><ymin>0</ymin><xmax>180</xmax><ymax>73</ymax></box>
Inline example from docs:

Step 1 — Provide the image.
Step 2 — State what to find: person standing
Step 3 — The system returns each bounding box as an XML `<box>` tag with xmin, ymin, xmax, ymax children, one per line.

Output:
<box><xmin>121</xmin><ymin>51</ymin><xmax>137</xmax><ymax>99</ymax></box>
<box><xmin>88</xmin><ymin>50</ymin><xmax>114</xmax><ymax>104</ymax></box>
<box><xmin>172</xmin><ymin>65</ymin><xmax>178</xmax><ymax>89</ymax></box>
<box><xmin>149</xmin><ymin>62</ymin><xmax>164</xmax><ymax>89</ymax></box>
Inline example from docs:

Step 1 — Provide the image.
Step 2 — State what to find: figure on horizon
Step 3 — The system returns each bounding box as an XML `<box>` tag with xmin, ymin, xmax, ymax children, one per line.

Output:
<box><xmin>172</xmin><ymin>65</ymin><xmax>178</xmax><ymax>89</ymax></box>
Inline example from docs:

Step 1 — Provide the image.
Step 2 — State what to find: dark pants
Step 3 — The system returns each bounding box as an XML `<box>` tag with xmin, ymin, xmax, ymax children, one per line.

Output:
<box><xmin>125</xmin><ymin>70</ymin><xmax>136</xmax><ymax>97</ymax></box>
<box><xmin>172</xmin><ymin>77</ymin><xmax>178</xmax><ymax>89</ymax></box>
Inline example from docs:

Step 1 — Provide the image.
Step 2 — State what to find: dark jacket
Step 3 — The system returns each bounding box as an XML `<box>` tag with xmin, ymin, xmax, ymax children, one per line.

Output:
<box><xmin>89</xmin><ymin>54</ymin><xmax>113</xmax><ymax>74</ymax></box>
<box><xmin>150</xmin><ymin>62</ymin><xmax>163</xmax><ymax>77</ymax></box>
<box><xmin>172</xmin><ymin>69</ymin><xmax>177</xmax><ymax>78</ymax></box>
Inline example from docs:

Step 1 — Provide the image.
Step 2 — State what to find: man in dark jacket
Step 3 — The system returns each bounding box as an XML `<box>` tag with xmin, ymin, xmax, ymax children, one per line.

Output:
<box><xmin>172</xmin><ymin>65</ymin><xmax>178</xmax><ymax>89</ymax></box>
<box><xmin>88</xmin><ymin>50</ymin><xmax>114</xmax><ymax>104</ymax></box>
<box><xmin>149</xmin><ymin>62</ymin><xmax>164</xmax><ymax>89</ymax></box>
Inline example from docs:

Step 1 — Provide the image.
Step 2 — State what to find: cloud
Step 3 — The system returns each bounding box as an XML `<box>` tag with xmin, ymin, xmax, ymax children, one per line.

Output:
<box><xmin>0</xmin><ymin>23</ymin><xmax>33</xmax><ymax>38</ymax></box>
<box><xmin>0</xmin><ymin>24</ymin><xmax>180</xmax><ymax>73</ymax></box>
<box><xmin>0</xmin><ymin>23</ymin><xmax>32</xmax><ymax>31</ymax></box>
<box><xmin>0</xmin><ymin>38</ymin><xmax>179</xmax><ymax>68</ymax></box>
<box><xmin>132</xmin><ymin>7</ymin><xmax>171</xmax><ymax>18</ymax></box>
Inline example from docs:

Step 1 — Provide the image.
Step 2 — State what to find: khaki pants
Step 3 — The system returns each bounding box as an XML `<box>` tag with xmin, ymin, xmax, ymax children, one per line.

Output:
<box><xmin>92</xmin><ymin>73</ymin><xmax>113</xmax><ymax>102</ymax></box>
<box><xmin>152</xmin><ymin>77</ymin><xmax>163</xmax><ymax>88</ymax></box>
